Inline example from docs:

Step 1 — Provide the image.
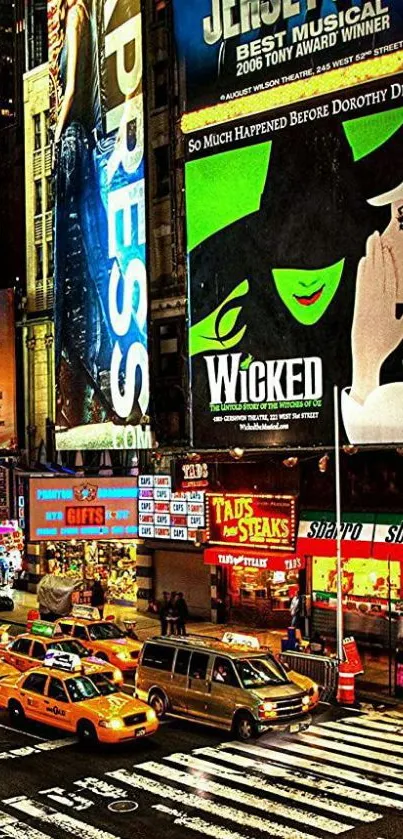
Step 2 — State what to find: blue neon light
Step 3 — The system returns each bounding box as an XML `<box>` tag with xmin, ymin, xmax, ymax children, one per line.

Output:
<box><xmin>125</xmin><ymin>526</ymin><xmax>138</xmax><ymax>534</ymax></box>
<box><xmin>37</xmin><ymin>489</ymin><xmax>74</xmax><ymax>501</ymax></box>
<box><xmin>46</xmin><ymin>512</ymin><xmax>63</xmax><ymax>521</ymax></box>
<box><xmin>111</xmin><ymin>526</ymin><xmax>125</xmax><ymax>535</ymax></box>
<box><xmin>98</xmin><ymin>488</ymin><xmax>138</xmax><ymax>499</ymax></box>
<box><xmin>61</xmin><ymin>527</ymin><xmax>79</xmax><ymax>535</ymax></box>
<box><xmin>37</xmin><ymin>528</ymin><xmax>58</xmax><ymax>536</ymax></box>
<box><xmin>80</xmin><ymin>526</ymin><xmax>110</xmax><ymax>535</ymax></box>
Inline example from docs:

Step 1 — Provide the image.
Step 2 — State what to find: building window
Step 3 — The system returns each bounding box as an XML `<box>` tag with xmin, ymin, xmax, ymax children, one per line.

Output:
<box><xmin>44</xmin><ymin>110</ymin><xmax>50</xmax><ymax>147</ymax></box>
<box><xmin>154</xmin><ymin>145</ymin><xmax>170</xmax><ymax>198</ymax></box>
<box><xmin>47</xmin><ymin>242</ymin><xmax>54</xmax><ymax>278</ymax></box>
<box><xmin>35</xmin><ymin>245</ymin><xmax>43</xmax><ymax>281</ymax></box>
<box><xmin>157</xmin><ymin>320</ymin><xmax>180</xmax><ymax>377</ymax></box>
<box><xmin>153</xmin><ymin>62</ymin><xmax>168</xmax><ymax>109</ymax></box>
<box><xmin>46</xmin><ymin>176</ymin><xmax>53</xmax><ymax>210</ymax></box>
<box><xmin>34</xmin><ymin>180</ymin><xmax>42</xmax><ymax>216</ymax></box>
<box><xmin>33</xmin><ymin>114</ymin><xmax>41</xmax><ymax>150</ymax></box>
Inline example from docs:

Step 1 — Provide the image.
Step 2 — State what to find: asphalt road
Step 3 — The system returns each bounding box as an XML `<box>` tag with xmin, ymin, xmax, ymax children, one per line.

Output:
<box><xmin>0</xmin><ymin>703</ymin><xmax>402</xmax><ymax>839</ymax></box>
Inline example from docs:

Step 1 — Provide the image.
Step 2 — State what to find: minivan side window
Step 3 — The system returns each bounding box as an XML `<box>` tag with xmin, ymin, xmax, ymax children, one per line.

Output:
<box><xmin>212</xmin><ymin>656</ymin><xmax>239</xmax><ymax>687</ymax></box>
<box><xmin>174</xmin><ymin>649</ymin><xmax>191</xmax><ymax>676</ymax></box>
<box><xmin>189</xmin><ymin>652</ymin><xmax>209</xmax><ymax>681</ymax></box>
<box><xmin>142</xmin><ymin>643</ymin><xmax>175</xmax><ymax>671</ymax></box>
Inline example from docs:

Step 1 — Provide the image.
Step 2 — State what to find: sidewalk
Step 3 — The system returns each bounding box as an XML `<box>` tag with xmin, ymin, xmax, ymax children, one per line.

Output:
<box><xmin>1</xmin><ymin>589</ymin><xmax>401</xmax><ymax>702</ymax></box>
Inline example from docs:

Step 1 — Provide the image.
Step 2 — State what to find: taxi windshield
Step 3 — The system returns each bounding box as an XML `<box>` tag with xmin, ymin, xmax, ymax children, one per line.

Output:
<box><xmin>50</xmin><ymin>640</ymin><xmax>88</xmax><ymax>658</ymax></box>
<box><xmin>234</xmin><ymin>656</ymin><xmax>289</xmax><ymax>689</ymax></box>
<box><xmin>65</xmin><ymin>675</ymin><xmax>100</xmax><ymax>702</ymax></box>
<box><xmin>88</xmin><ymin>623</ymin><xmax>124</xmax><ymax>641</ymax></box>
<box><xmin>89</xmin><ymin>673</ymin><xmax>118</xmax><ymax>695</ymax></box>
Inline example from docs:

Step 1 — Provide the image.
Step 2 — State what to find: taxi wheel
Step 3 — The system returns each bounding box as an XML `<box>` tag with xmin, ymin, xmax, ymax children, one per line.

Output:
<box><xmin>233</xmin><ymin>711</ymin><xmax>257</xmax><ymax>742</ymax></box>
<box><xmin>8</xmin><ymin>700</ymin><xmax>25</xmax><ymax>725</ymax></box>
<box><xmin>149</xmin><ymin>690</ymin><xmax>167</xmax><ymax>720</ymax></box>
<box><xmin>77</xmin><ymin>720</ymin><xmax>98</xmax><ymax>745</ymax></box>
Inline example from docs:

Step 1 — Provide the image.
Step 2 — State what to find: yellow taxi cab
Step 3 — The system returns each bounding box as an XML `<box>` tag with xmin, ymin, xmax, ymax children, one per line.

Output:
<box><xmin>0</xmin><ymin>650</ymin><xmax>159</xmax><ymax>744</ymax></box>
<box><xmin>2</xmin><ymin>620</ymin><xmax>124</xmax><ymax>686</ymax></box>
<box><xmin>0</xmin><ymin>658</ymin><xmax>20</xmax><ymax>682</ymax></box>
<box><xmin>57</xmin><ymin>607</ymin><xmax>142</xmax><ymax>675</ymax></box>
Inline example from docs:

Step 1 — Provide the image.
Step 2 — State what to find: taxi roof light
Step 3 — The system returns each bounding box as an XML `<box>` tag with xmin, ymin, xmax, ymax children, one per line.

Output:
<box><xmin>71</xmin><ymin>605</ymin><xmax>100</xmax><ymax>621</ymax></box>
<box><xmin>44</xmin><ymin>650</ymin><xmax>83</xmax><ymax>673</ymax></box>
<box><xmin>31</xmin><ymin>621</ymin><xmax>62</xmax><ymax>639</ymax></box>
<box><xmin>222</xmin><ymin>632</ymin><xmax>260</xmax><ymax>650</ymax></box>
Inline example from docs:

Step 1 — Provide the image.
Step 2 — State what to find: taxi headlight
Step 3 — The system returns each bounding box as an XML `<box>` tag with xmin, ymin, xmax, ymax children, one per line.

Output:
<box><xmin>113</xmin><ymin>668</ymin><xmax>123</xmax><ymax>683</ymax></box>
<box><xmin>116</xmin><ymin>651</ymin><xmax>131</xmax><ymax>662</ymax></box>
<box><xmin>302</xmin><ymin>694</ymin><xmax>310</xmax><ymax>706</ymax></box>
<box><xmin>99</xmin><ymin>718</ymin><xmax>123</xmax><ymax>730</ymax></box>
<box><xmin>263</xmin><ymin>701</ymin><xmax>275</xmax><ymax>713</ymax></box>
<box><xmin>147</xmin><ymin>709</ymin><xmax>157</xmax><ymax>722</ymax></box>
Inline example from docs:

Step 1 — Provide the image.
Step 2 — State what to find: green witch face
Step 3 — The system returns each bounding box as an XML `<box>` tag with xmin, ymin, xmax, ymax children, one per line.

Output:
<box><xmin>272</xmin><ymin>259</ymin><xmax>344</xmax><ymax>326</ymax></box>
<box><xmin>271</xmin><ymin>259</ymin><xmax>345</xmax><ymax>326</ymax></box>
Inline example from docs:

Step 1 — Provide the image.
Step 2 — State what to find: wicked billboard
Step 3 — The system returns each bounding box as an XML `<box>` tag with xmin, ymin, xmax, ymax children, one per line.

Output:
<box><xmin>49</xmin><ymin>0</ymin><xmax>151</xmax><ymax>451</ymax></box>
<box><xmin>173</xmin><ymin>0</ymin><xmax>403</xmax><ymax>125</ymax></box>
<box><xmin>187</xmin><ymin>74</ymin><xmax>403</xmax><ymax>447</ymax></box>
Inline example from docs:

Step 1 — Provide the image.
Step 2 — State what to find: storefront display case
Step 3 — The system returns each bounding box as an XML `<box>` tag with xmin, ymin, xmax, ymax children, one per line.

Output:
<box><xmin>44</xmin><ymin>540</ymin><xmax>138</xmax><ymax>607</ymax></box>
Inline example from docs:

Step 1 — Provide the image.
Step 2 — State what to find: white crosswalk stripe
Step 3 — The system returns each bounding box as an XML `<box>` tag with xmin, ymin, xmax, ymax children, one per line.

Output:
<box><xmin>0</xmin><ymin>812</ymin><xmax>53</xmax><ymax>839</ymax></box>
<box><xmin>163</xmin><ymin>751</ymin><xmax>379</xmax><ymax>822</ymax></box>
<box><xmin>136</xmin><ymin>758</ymin><xmax>354</xmax><ymax>833</ymax></box>
<box><xmin>108</xmin><ymin>767</ymin><xmax>321</xmax><ymax>839</ymax></box>
<box><xmin>0</xmin><ymin>710</ymin><xmax>401</xmax><ymax>839</ymax></box>
<box><xmin>309</xmin><ymin>722</ymin><xmax>403</xmax><ymax>753</ymax></box>
<box><xmin>3</xmin><ymin>798</ymin><xmax>119</xmax><ymax>839</ymax></box>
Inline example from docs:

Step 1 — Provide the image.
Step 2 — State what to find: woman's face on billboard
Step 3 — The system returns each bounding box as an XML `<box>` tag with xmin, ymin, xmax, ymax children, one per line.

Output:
<box><xmin>271</xmin><ymin>259</ymin><xmax>345</xmax><ymax>325</ymax></box>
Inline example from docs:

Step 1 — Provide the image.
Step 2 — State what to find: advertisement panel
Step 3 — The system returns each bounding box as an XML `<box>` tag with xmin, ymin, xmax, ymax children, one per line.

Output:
<box><xmin>187</xmin><ymin>74</ymin><xmax>403</xmax><ymax>447</ymax></box>
<box><xmin>0</xmin><ymin>290</ymin><xmax>17</xmax><ymax>451</ymax></box>
<box><xmin>173</xmin><ymin>0</ymin><xmax>403</xmax><ymax>127</ymax></box>
<box><xmin>138</xmin><ymin>474</ymin><xmax>206</xmax><ymax>541</ymax></box>
<box><xmin>206</xmin><ymin>492</ymin><xmax>297</xmax><ymax>550</ymax></box>
<box><xmin>49</xmin><ymin>0</ymin><xmax>150</xmax><ymax>451</ymax></box>
<box><xmin>204</xmin><ymin>546</ymin><xmax>303</xmax><ymax>571</ymax></box>
<box><xmin>29</xmin><ymin>478</ymin><xmax>138</xmax><ymax>541</ymax></box>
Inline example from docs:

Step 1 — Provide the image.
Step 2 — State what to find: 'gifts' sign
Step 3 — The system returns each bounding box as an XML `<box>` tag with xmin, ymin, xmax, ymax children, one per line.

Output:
<box><xmin>206</xmin><ymin>493</ymin><xmax>297</xmax><ymax>552</ymax></box>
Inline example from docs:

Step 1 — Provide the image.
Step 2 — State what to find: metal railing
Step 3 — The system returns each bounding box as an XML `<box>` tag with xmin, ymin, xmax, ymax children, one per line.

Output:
<box><xmin>279</xmin><ymin>651</ymin><xmax>339</xmax><ymax>702</ymax></box>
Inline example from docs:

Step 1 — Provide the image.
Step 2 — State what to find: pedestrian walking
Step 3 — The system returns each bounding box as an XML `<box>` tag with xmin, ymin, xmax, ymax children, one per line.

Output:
<box><xmin>177</xmin><ymin>592</ymin><xmax>189</xmax><ymax>636</ymax></box>
<box><xmin>290</xmin><ymin>586</ymin><xmax>302</xmax><ymax>630</ymax></box>
<box><xmin>166</xmin><ymin>592</ymin><xmax>179</xmax><ymax>636</ymax></box>
<box><xmin>90</xmin><ymin>579</ymin><xmax>105</xmax><ymax>618</ymax></box>
<box><xmin>159</xmin><ymin>591</ymin><xmax>170</xmax><ymax>635</ymax></box>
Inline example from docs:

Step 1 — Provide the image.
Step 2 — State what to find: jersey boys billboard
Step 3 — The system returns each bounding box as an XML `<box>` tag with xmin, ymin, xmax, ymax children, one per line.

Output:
<box><xmin>173</xmin><ymin>0</ymin><xmax>403</xmax><ymax>125</ymax></box>
<box><xmin>49</xmin><ymin>0</ymin><xmax>150</xmax><ymax>451</ymax></box>
<box><xmin>186</xmin><ymin>74</ymin><xmax>403</xmax><ymax>447</ymax></box>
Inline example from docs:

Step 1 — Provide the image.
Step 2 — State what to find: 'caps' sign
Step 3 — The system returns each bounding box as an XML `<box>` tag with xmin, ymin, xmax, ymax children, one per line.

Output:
<box><xmin>206</xmin><ymin>493</ymin><xmax>296</xmax><ymax>551</ymax></box>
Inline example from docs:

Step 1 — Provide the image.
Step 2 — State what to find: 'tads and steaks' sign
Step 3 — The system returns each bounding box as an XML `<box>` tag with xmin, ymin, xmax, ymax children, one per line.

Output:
<box><xmin>206</xmin><ymin>493</ymin><xmax>297</xmax><ymax>552</ymax></box>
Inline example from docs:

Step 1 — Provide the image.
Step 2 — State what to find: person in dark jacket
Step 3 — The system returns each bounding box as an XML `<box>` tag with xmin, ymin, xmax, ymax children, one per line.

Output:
<box><xmin>90</xmin><ymin>579</ymin><xmax>105</xmax><ymax>618</ymax></box>
<box><xmin>176</xmin><ymin>592</ymin><xmax>189</xmax><ymax>636</ymax></box>
<box><xmin>159</xmin><ymin>591</ymin><xmax>170</xmax><ymax>635</ymax></box>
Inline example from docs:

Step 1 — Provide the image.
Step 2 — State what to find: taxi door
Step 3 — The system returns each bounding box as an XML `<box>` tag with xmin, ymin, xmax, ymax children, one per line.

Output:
<box><xmin>6</xmin><ymin>638</ymin><xmax>34</xmax><ymax>672</ymax></box>
<box><xmin>44</xmin><ymin>676</ymin><xmax>73</xmax><ymax>731</ymax></box>
<box><xmin>185</xmin><ymin>652</ymin><xmax>212</xmax><ymax>720</ymax></box>
<box><xmin>19</xmin><ymin>672</ymin><xmax>49</xmax><ymax>722</ymax></box>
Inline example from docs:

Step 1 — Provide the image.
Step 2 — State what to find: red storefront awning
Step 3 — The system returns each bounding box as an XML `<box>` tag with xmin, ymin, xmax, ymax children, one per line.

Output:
<box><xmin>204</xmin><ymin>546</ymin><xmax>305</xmax><ymax>572</ymax></box>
